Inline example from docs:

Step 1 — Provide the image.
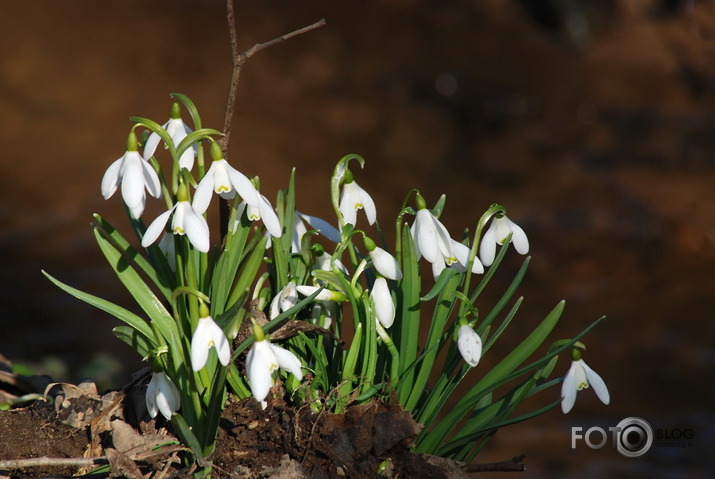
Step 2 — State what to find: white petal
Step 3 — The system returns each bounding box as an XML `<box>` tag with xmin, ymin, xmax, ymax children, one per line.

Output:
<box><xmin>141</xmin><ymin>159</ymin><xmax>162</xmax><ymax>199</ymax></box>
<box><xmin>371</xmin><ymin>277</ymin><xmax>395</xmax><ymax>328</ymax></box>
<box><xmin>370</xmin><ymin>247</ymin><xmax>402</xmax><ymax>280</ymax></box>
<box><xmin>258</xmin><ymin>195</ymin><xmax>282</xmax><ymax>237</ymax></box>
<box><xmin>508</xmin><ymin>219</ymin><xmax>529</xmax><ymax>255</ymax></box>
<box><xmin>182</xmin><ymin>205</ymin><xmax>211</xmax><ymax>253</ymax></box>
<box><xmin>339</xmin><ymin>188</ymin><xmax>358</xmax><ymax>226</ymax></box>
<box><xmin>280</xmin><ymin>282</ymin><xmax>298</xmax><ymax>313</ymax></box>
<box><xmin>141</xmin><ymin>208</ymin><xmax>174</xmax><ymax>248</ymax></box>
<box><xmin>452</xmin><ymin>240</ymin><xmax>484</xmax><ymax>274</ymax></box>
<box><xmin>101</xmin><ymin>158</ymin><xmax>123</xmax><ymax>199</ymax></box>
<box><xmin>246</xmin><ymin>341</ymin><xmax>277</xmax><ymax>402</ymax></box>
<box><xmin>358</xmin><ymin>184</ymin><xmax>377</xmax><ymax>225</ymax></box>
<box><xmin>414</xmin><ymin>210</ymin><xmax>439</xmax><ymax>263</ymax></box>
<box><xmin>296</xmin><ymin>285</ymin><xmax>340</xmax><ymax>301</ymax></box>
<box><xmin>432</xmin><ymin>258</ymin><xmax>446</xmax><ymax>279</ymax></box>
<box><xmin>292</xmin><ymin>215</ymin><xmax>308</xmax><ymax>253</ymax></box>
<box><xmin>190</xmin><ymin>319</ymin><xmax>212</xmax><ymax>371</ymax></box>
<box><xmin>457</xmin><ymin>325</ymin><xmax>482</xmax><ymax>367</ymax></box>
<box><xmin>269</xmin><ymin>343</ymin><xmax>303</xmax><ymax>380</ymax></box>
<box><xmin>143</xmin><ymin>132</ymin><xmax>162</xmax><ymax>160</ymax></box>
<box><xmin>561</xmin><ymin>362</ymin><xmax>579</xmax><ymax>414</ymax></box>
<box><xmin>583</xmin><ymin>361</ymin><xmax>610</xmax><ymax>405</ymax></box>
<box><xmin>154</xmin><ymin>373</ymin><xmax>180</xmax><ymax>420</ymax></box>
<box><xmin>145</xmin><ymin>375</ymin><xmax>159</xmax><ymax>418</ymax></box>
<box><xmin>120</xmin><ymin>154</ymin><xmax>146</xmax><ymax>215</ymax></box>
<box><xmin>227</xmin><ymin>167</ymin><xmax>259</xmax><ymax>205</ymax></box>
<box><xmin>211</xmin><ymin>323</ymin><xmax>231</xmax><ymax>366</ymax></box>
<box><xmin>479</xmin><ymin>224</ymin><xmax>498</xmax><ymax>267</ymax></box>
<box><xmin>193</xmin><ymin>173</ymin><xmax>215</xmax><ymax>215</ymax></box>
<box><xmin>298</xmin><ymin>212</ymin><xmax>341</xmax><ymax>243</ymax></box>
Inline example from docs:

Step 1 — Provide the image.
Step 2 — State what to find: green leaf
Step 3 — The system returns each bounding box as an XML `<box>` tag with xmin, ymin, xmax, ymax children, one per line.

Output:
<box><xmin>42</xmin><ymin>270</ymin><xmax>154</xmax><ymax>341</ymax></box>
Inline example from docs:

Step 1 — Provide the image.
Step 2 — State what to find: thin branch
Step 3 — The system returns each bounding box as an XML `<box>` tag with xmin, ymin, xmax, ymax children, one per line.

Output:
<box><xmin>466</xmin><ymin>454</ymin><xmax>527</xmax><ymax>472</ymax></box>
<box><xmin>219</xmin><ymin>1</ymin><xmax>325</xmax><ymax>152</ymax></box>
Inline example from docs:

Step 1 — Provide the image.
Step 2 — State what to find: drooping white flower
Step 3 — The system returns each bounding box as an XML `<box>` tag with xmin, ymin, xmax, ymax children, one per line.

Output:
<box><xmin>411</xmin><ymin>208</ymin><xmax>455</xmax><ymax>266</ymax></box>
<box><xmin>295</xmin><ymin>285</ymin><xmax>347</xmax><ymax>302</ymax></box>
<box><xmin>292</xmin><ymin>211</ymin><xmax>341</xmax><ymax>253</ymax></box>
<box><xmin>457</xmin><ymin>325</ymin><xmax>482</xmax><ymax>367</ymax></box>
<box><xmin>480</xmin><ymin>214</ymin><xmax>529</xmax><ymax>267</ymax></box>
<box><xmin>243</xmin><ymin>192</ymin><xmax>282</xmax><ymax>238</ymax></box>
<box><xmin>363</xmin><ymin>236</ymin><xmax>402</xmax><ymax>281</ymax></box>
<box><xmin>561</xmin><ymin>357</ymin><xmax>610</xmax><ymax>414</ymax></box>
<box><xmin>190</xmin><ymin>306</ymin><xmax>231</xmax><ymax>371</ymax></box>
<box><xmin>269</xmin><ymin>281</ymin><xmax>298</xmax><ymax>319</ymax></box>
<box><xmin>193</xmin><ymin>143</ymin><xmax>261</xmax><ymax>214</ymax></box>
<box><xmin>141</xmin><ymin>194</ymin><xmax>210</xmax><ymax>253</ymax></box>
<box><xmin>101</xmin><ymin>132</ymin><xmax>161</xmax><ymax>219</ymax></box>
<box><xmin>143</xmin><ymin>103</ymin><xmax>195</xmax><ymax>170</ymax></box>
<box><xmin>145</xmin><ymin>371</ymin><xmax>181</xmax><ymax>420</ymax></box>
<box><xmin>246</xmin><ymin>321</ymin><xmax>303</xmax><ymax>409</ymax></box>
<box><xmin>370</xmin><ymin>277</ymin><xmax>395</xmax><ymax>328</ymax></box>
<box><xmin>432</xmin><ymin>239</ymin><xmax>485</xmax><ymax>278</ymax></box>
<box><xmin>339</xmin><ymin>174</ymin><xmax>376</xmax><ymax>227</ymax></box>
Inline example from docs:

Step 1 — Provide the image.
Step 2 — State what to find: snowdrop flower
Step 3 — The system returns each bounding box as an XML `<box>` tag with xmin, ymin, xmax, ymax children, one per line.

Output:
<box><xmin>141</xmin><ymin>183</ymin><xmax>210</xmax><ymax>253</ymax></box>
<box><xmin>371</xmin><ymin>277</ymin><xmax>395</xmax><ymax>328</ymax></box>
<box><xmin>457</xmin><ymin>325</ymin><xmax>482</xmax><ymax>367</ymax></box>
<box><xmin>241</xmin><ymin>191</ymin><xmax>282</xmax><ymax>238</ymax></box>
<box><xmin>561</xmin><ymin>349</ymin><xmax>610</xmax><ymax>414</ymax></box>
<box><xmin>269</xmin><ymin>281</ymin><xmax>298</xmax><ymax>319</ymax></box>
<box><xmin>145</xmin><ymin>371</ymin><xmax>181</xmax><ymax>420</ymax></box>
<box><xmin>480</xmin><ymin>214</ymin><xmax>529</xmax><ymax>267</ymax></box>
<box><xmin>101</xmin><ymin>131</ymin><xmax>161</xmax><ymax>219</ymax></box>
<box><xmin>246</xmin><ymin>320</ymin><xmax>303</xmax><ymax>409</ymax></box>
<box><xmin>292</xmin><ymin>211</ymin><xmax>341</xmax><ymax>253</ymax></box>
<box><xmin>432</xmin><ymin>239</ymin><xmax>485</xmax><ymax>279</ymax></box>
<box><xmin>143</xmin><ymin>102</ymin><xmax>195</xmax><ymax>170</ymax></box>
<box><xmin>190</xmin><ymin>304</ymin><xmax>231</xmax><ymax>371</ymax></box>
<box><xmin>339</xmin><ymin>170</ymin><xmax>376</xmax><ymax>227</ymax></box>
<box><xmin>193</xmin><ymin>142</ymin><xmax>261</xmax><ymax>214</ymax></box>
<box><xmin>410</xmin><ymin>197</ymin><xmax>456</xmax><ymax>266</ymax></box>
<box><xmin>364</xmin><ymin>237</ymin><xmax>402</xmax><ymax>281</ymax></box>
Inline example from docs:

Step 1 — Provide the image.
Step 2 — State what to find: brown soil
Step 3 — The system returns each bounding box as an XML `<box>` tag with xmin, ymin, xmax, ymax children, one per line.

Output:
<box><xmin>0</xmin><ymin>371</ymin><xmax>472</xmax><ymax>479</ymax></box>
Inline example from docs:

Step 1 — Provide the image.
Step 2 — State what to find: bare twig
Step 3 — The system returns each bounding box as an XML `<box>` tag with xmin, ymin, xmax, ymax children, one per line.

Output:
<box><xmin>466</xmin><ymin>454</ymin><xmax>527</xmax><ymax>472</ymax></box>
<box><xmin>219</xmin><ymin>0</ymin><xmax>325</xmax><ymax>152</ymax></box>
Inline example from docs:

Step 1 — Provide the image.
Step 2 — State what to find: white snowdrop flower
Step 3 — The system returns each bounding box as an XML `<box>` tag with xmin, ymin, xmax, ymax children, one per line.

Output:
<box><xmin>141</xmin><ymin>184</ymin><xmax>210</xmax><ymax>253</ymax></box>
<box><xmin>143</xmin><ymin>102</ymin><xmax>195</xmax><ymax>170</ymax></box>
<box><xmin>244</xmin><ymin>192</ymin><xmax>282</xmax><ymax>238</ymax></box>
<box><xmin>101</xmin><ymin>131</ymin><xmax>162</xmax><ymax>219</ymax></box>
<box><xmin>480</xmin><ymin>214</ymin><xmax>529</xmax><ymax>267</ymax></box>
<box><xmin>339</xmin><ymin>171</ymin><xmax>376</xmax><ymax>227</ymax></box>
<box><xmin>457</xmin><ymin>325</ymin><xmax>482</xmax><ymax>367</ymax></box>
<box><xmin>411</xmin><ymin>207</ymin><xmax>455</xmax><ymax>266</ymax></box>
<box><xmin>269</xmin><ymin>281</ymin><xmax>298</xmax><ymax>319</ymax></box>
<box><xmin>432</xmin><ymin>240</ymin><xmax>485</xmax><ymax>278</ymax></box>
<box><xmin>370</xmin><ymin>277</ymin><xmax>395</xmax><ymax>329</ymax></box>
<box><xmin>145</xmin><ymin>371</ymin><xmax>181</xmax><ymax>420</ymax></box>
<box><xmin>190</xmin><ymin>305</ymin><xmax>231</xmax><ymax>371</ymax></box>
<box><xmin>292</xmin><ymin>211</ymin><xmax>341</xmax><ymax>253</ymax></box>
<box><xmin>561</xmin><ymin>352</ymin><xmax>610</xmax><ymax>414</ymax></box>
<box><xmin>363</xmin><ymin>237</ymin><xmax>402</xmax><ymax>281</ymax></box>
<box><xmin>193</xmin><ymin>142</ymin><xmax>261</xmax><ymax>214</ymax></box>
<box><xmin>246</xmin><ymin>320</ymin><xmax>303</xmax><ymax>409</ymax></box>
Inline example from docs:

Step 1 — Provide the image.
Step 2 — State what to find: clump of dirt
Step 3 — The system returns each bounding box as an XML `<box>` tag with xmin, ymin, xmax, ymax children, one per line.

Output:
<box><xmin>0</xmin><ymin>366</ymin><xmax>475</xmax><ymax>478</ymax></box>
<box><xmin>214</xmin><ymin>397</ymin><xmax>466</xmax><ymax>478</ymax></box>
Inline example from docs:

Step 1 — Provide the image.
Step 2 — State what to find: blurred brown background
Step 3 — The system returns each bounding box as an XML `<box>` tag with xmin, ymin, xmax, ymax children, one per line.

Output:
<box><xmin>1</xmin><ymin>0</ymin><xmax>713</xmax><ymax>477</ymax></box>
